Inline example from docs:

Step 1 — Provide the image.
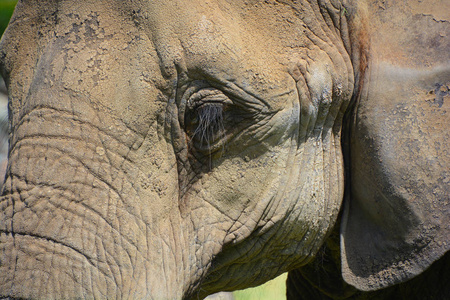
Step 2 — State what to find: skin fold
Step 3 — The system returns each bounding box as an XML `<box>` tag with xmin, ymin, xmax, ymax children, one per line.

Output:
<box><xmin>0</xmin><ymin>0</ymin><xmax>448</xmax><ymax>299</ymax></box>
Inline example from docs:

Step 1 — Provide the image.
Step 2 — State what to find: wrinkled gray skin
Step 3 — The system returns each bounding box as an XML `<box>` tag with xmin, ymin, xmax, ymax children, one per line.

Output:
<box><xmin>0</xmin><ymin>0</ymin><xmax>448</xmax><ymax>299</ymax></box>
<box><xmin>0</xmin><ymin>82</ymin><xmax>8</xmax><ymax>181</ymax></box>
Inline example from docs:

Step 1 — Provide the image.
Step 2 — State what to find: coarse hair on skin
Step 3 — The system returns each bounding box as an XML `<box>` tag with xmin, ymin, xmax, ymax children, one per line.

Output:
<box><xmin>192</xmin><ymin>102</ymin><xmax>226</xmax><ymax>157</ymax></box>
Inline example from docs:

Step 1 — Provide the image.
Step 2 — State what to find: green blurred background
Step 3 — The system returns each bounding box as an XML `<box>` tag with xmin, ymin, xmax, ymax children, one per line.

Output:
<box><xmin>0</xmin><ymin>0</ymin><xmax>16</xmax><ymax>38</ymax></box>
<box><xmin>0</xmin><ymin>1</ymin><xmax>287</xmax><ymax>299</ymax></box>
<box><xmin>233</xmin><ymin>273</ymin><xmax>287</xmax><ymax>300</ymax></box>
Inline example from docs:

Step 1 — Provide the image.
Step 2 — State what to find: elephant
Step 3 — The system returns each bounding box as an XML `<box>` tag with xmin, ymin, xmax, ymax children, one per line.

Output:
<box><xmin>0</xmin><ymin>0</ymin><xmax>448</xmax><ymax>299</ymax></box>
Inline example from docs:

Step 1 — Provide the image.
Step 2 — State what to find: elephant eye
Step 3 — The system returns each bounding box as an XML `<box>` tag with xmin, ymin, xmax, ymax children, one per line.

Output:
<box><xmin>183</xmin><ymin>86</ymin><xmax>235</xmax><ymax>154</ymax></box>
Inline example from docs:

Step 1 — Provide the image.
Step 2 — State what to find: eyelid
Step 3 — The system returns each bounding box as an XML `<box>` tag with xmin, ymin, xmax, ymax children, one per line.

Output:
<box><xmin>187</xmin><ymin>88</ymin><xmax>231</xmax><ymax>110</ymax></box>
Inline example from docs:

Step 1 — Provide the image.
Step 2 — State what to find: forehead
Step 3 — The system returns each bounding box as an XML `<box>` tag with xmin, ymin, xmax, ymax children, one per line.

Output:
<box><xmin>1</xmin><ymin>0</ymin><xmax>350</xmax><ymax>109</ymax></box>
<box><xmin>3</xmin><ymin>0</ymin><xmax>334</xmax><ymax>54</ymax></box>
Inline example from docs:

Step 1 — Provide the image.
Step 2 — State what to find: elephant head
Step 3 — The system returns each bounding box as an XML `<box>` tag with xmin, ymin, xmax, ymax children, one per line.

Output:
<box><xmin>0</xmin><ymin>0</ymin><xmax>448</xmax><ymax>299</ymax></box>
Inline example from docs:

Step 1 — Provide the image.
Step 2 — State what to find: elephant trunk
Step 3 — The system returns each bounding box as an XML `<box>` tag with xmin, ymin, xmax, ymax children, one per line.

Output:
<box><xmin>0</xmin><ymin>100</ymin><xmax>194</xmax><ymax>299</ymax></box>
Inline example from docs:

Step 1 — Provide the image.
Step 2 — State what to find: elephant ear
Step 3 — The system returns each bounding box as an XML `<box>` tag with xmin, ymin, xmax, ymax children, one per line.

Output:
<box><xmin>340</xmin><ymin>1</ymin><xmax>450</xmax><ymax>291</ymax></box>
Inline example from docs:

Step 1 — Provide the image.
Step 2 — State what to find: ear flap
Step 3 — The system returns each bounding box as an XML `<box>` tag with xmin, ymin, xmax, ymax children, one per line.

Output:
<box><xmin>340</xmin><ymin>63</ymin><xmax>450</xmax><ymax>291</ymax></box>
<box><xmin>340</xmin><ymin>1</ymin><xmax>450</xmax><ymax>291</ymax></box>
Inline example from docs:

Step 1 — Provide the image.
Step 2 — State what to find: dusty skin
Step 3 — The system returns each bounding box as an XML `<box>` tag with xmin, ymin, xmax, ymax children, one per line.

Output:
<box><xmin>0</xmin><ymin>0</ymin><xmax>448</xmax><ymax>299</ymax></box>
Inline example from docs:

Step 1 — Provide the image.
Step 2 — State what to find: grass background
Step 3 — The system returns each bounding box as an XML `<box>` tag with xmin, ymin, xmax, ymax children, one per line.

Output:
<box><xmin>233</xmin><ymin>273</ymin><xmax>287</xmax><ymax>300</ymax></box>
<box><xmin>0</xmin><ymin>0</ymin><xmax>16</xmax><ymax>38</ymax></box>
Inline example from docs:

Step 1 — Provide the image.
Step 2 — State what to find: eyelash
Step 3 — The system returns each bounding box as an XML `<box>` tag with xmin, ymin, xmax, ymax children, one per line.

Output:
<box><xmin>190</xmin><ymin>103</ymin><xmax>225</xmax><ymax>149</ymax></box>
